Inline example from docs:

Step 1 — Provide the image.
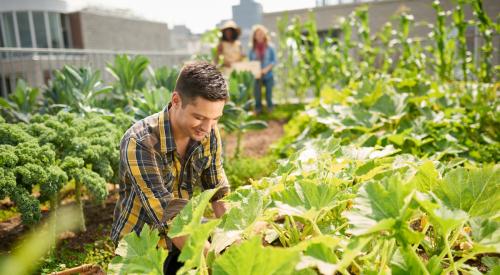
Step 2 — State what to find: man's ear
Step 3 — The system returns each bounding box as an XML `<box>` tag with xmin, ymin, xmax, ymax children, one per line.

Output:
<box><xmin>171</xmin><ymin>91</ymin><xmax>182</xmax><ymax>108</ymax></box>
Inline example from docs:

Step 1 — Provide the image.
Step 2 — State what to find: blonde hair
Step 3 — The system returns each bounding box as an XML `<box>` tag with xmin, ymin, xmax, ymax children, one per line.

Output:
<box><xmin>250</xmin><ymin>24</ymin><xmax>271</xmax><ymax>49</ymax></box>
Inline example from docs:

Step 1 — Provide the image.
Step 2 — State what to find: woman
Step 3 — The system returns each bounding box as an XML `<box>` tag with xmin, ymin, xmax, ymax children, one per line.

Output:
<box><xmin>216</xmin><ymin>20</ymin><xmax>244</xmax><ymax>75</ymax></box>
<box><xmin>248</xmin><ymin>24</ymin><xmax>276</xmax><ymax>114</ymax></box>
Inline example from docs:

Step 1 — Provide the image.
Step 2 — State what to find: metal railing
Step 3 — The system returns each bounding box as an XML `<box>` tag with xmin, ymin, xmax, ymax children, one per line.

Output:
<box><xmin>0</xmin><ymin>47</ymin><xmax>193</xmax><ymax>97</ymax></box>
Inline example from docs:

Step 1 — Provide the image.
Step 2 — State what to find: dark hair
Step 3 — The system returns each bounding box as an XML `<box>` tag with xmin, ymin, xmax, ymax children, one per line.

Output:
<box><xmin>174</xmin><ymin>61</ymin><xmax>228</xmax><ymax>105</ymax></box>
<box><xmin>221</xmin><ymin>28</ymin><xmax>239</xmax><ymax>41</ymax></box>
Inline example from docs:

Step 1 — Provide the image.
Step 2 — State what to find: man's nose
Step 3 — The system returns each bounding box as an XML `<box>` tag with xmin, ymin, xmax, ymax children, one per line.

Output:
<box><xmin>200</xmin><ymin>120</ymin><xmax>212</xmax><ymax>132</ymax></box>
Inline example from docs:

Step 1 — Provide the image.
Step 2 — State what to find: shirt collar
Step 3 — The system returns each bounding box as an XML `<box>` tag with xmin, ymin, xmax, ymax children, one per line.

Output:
<box><xmin>158</xmin><ymin>103</ymin><xmax>176</xmax><ymax>154</ymax></box>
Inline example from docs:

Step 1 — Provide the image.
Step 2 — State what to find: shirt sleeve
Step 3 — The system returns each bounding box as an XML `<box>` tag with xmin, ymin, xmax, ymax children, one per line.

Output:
<box><xmin>269</xmin><ymin>46</ymin><xmax>277</xmax><ymax>66</ymax></box>
<box><xmin>248</xmin><ymin>49</ymin><xmax>254</xmax><ymax>61</ymax></box>
<box><xmin>123</xmin><ymin>137</ymin><xmax>185</xmax><ymax>229</ymax></box>
<box><xmin>201</xmin><ymin>126</ymin><xmax>230</xmax><ymax>202</ymax></box>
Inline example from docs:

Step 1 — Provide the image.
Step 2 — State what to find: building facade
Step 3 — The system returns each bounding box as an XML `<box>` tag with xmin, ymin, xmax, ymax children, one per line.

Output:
<box><xmin>0</xmin><ymin>0</ymin><xmax>189</xmax><ymax>97</ymax></box>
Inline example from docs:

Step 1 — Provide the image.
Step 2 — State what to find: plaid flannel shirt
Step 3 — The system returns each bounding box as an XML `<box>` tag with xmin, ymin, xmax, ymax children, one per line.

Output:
<box><xmin>111</xmin><ymin>106</ymin><xmax>229</xmax><ymax>247</ymax></box>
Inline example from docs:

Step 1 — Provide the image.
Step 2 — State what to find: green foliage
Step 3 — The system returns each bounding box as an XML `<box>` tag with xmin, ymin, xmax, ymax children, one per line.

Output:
<box><xmin>106</xmin><ymin>54</ymin><xmax>149</xmax><ymax>108</ymax></box>
<box><xmin>44</xmin><ymin>65</ymin><xmax>112</xmax><ymax>116</ymax></box>
<box><xmin>212</xmin><ymin>237</ymin><xmax>301</xmax><ymax>275</ymax></box>
<box><xmin>108</xmin><ymin>224</ymin><xmax>167</xmax><ymax>275</ymax></box>
<box><xmin>0</xmin><ymin>111</ymin><xmax>120</xmax><ymax>227</ymax></box>
<box><xmin>433</xmin><ymin>165</ymin><xmax>499</xmax><ymax>218</ymax></box>
<box><xmin>168</xmin><ymin>188</ymin><xmax>221</xmax><ymax>273</ymax></box>
<box><xmin>130</xmin><ymin>87</ymin><xmax>171</xmax><ymax>120</ymax></box>
<box><xmin>223</xmin><ymin>155</ymin><xmax>277</xmax><ymax>189</ymax></box>
<box><xmin>0</xmin><ymin>79</ymin><xmax>40</xmax><ymax>123</ymax></box>
<box><xmin>276</xmin><ymin>1</ymin><xmax>498</xmax><ymax>97</ymax></box>
<box><xmin>112</xmin><ymin>134</ymin><xmax>499</xmax><ymax>273</ymax></box>
<box><xmin>274</xmin><ymin>79</ymin><xmax>499</xmax><ymax>163</ymax></box>
<box><xmin>0</xmin><ymin>206</ymin><xmax>82</xmax><ymax>275</ymax></box>
<box><xmin>220</xmin><ymin>71</ymin><xmax>268</xmax><ymax>158</ymax></box>
<box><xmin>149</xmin><ymin>66</ymin><xmax>178</xmax><ymax>91</ymax></box>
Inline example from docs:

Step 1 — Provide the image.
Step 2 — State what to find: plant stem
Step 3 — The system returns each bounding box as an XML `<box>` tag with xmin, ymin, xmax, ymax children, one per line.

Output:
<box><xmin>234</xmin><ymin>129</ymin><xmax>243</xmax><ymax>159</ymax></box>
<box><xmin>444</xmin><ymin>236</ymin><xmax>457</xmax><ymax>274</ymax></box>
<box><xmin>75</xmin><ymin>180</ymin><xmax>87</xmax><ymax>232</ymax></box>
<box><xmin>407</xmin><ymin>245</ymin><xmax>430</xmax><ymax>275</ymax></box>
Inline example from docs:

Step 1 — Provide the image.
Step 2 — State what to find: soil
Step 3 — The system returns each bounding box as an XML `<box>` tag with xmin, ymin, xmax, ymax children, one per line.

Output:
<box><xmin>0</xmin><ymin>191</ymin><xmax>118</xmax><ymax>254</ymax></box>
<box><xmin>223</xmin><ymin>119</ymin><xmax>286</xmax><ymax>158</ymax></box>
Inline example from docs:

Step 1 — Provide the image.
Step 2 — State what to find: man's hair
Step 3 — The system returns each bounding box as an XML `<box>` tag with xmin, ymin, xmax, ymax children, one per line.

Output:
<box><xmin>174</xmin><ymin>61</ymin><xmax>228</xmax><ymax>106</ymax></box>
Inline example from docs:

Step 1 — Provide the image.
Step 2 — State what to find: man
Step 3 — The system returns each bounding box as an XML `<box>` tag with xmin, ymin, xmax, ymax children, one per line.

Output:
<box><xmin>111</xmin><ymin>61</ymin><xmax>230</xmax><ymax>273</ymax></box>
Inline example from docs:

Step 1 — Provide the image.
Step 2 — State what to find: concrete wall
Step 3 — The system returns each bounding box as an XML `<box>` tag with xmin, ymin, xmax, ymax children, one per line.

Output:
<box><xmin>78</xmin><ymin>12</ymin><xmax>170</xmax><ymax>52</ymax></box>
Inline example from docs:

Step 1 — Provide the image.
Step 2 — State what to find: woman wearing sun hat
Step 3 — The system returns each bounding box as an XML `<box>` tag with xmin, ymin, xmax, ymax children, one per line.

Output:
<box><xmin>215</xmin><ymin>20</ymin><xmax>244</xmax><ymax>74</ymax></box>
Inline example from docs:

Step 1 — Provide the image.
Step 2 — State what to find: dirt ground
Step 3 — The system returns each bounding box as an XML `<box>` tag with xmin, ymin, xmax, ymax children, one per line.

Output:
<box><xmin>223</xmin><ymin>120</ymin><xmax>285</xmax><ymax>158</ymax></box>
<box><xmin>0</xmin><ymin>191</ymin><xmax>118</xmax><ymax>253</ymax></box>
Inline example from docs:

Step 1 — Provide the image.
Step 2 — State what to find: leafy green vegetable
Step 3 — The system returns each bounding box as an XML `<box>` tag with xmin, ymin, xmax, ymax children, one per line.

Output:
<box><xmin>108</xmin><ymin>224</ymin><xmax>167</xmax><ymax>275</ymax></box>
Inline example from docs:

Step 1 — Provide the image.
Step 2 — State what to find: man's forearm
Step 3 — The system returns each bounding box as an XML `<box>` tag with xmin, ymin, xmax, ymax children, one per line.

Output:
<box><xmin>212</xmin><ymin>200</ymin><xmax>227</xmax><ymax>218</ymax></box>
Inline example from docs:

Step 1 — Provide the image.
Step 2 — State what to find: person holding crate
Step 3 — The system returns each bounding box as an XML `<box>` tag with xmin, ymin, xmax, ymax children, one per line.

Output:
<box><xmin>248</xmin><ymin>24</ymin><xmax>276</xmax><ymax>114</ymax></box>
<box><xmin>215</xmin><ymin>20</ymin><xmax>244</xmax><ymax>75</ymax></box>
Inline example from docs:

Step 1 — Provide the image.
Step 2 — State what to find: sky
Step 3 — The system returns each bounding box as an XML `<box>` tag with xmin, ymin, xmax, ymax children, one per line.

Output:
<box><xmin>81</xmin><ymin>0</ymin><xmax>316</xmax><ymax>34</ymax></box>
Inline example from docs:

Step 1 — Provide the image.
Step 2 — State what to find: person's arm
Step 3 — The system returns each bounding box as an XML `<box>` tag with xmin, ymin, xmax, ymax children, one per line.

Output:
<box><xmin>124</xmin><ymin>138</ymin><xmax>187</xmax><ymax>247</ymax></box>
<box><xmin>124</xmin><ymin>138</ymin><xmax>174</xmax><ymax>228</ymax></box>
<box><xmin>239</xmin><ymin>43</ymin><xmax>246</xmax><ymax>60</ymax></box>
<box><xmin>262</xmin><ymin>46</ymin><xmax>276</xmax><ymax>75</ymax></box>
<box><xmin>202</xmin><ymin>126</ymin><xmax>230</xmax><ymax>215</ymax></box>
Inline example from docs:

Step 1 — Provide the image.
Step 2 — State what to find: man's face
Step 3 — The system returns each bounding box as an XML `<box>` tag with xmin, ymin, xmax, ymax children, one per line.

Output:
<box><xmin>172</xmin><ymin>93</ymin><xmax>225</xmax><ymax>141</ymax></box>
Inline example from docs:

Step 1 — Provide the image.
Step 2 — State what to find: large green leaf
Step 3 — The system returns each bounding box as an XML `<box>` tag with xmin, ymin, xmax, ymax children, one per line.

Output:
<box><xmin>167</xmin><ymin>188</ymin><xmax>220</xmax><ymax>273</ymax></box>
<box><xmin>212</xmin><ymin>236</ymin><xmax>301</xmax><ymax>275</ymax></box>
<box><xmin>391</xmin><ymin>247</ymin><xmax>441</xmax><ymax>275</ymax></box>
<box><xmin>415</xmin><ymin>194</ymin><xmax>468</xmax><ymax>236</ymax></box>
<box><xmin>432</xmin><ymin>165</ymin><xmax>499</xmax><ymax>218</ymax></box>
<box><xmin>295</xmin><ymin>236</ymin><xmax>341</xmax><ymax>275</ymax></box>
<box><xmin>241</xmin><ymin>120</ymin><xmax>268</xmax><ymax>131</ymax></box>
<box><xmin>219</xmin><ymin>188</ymin><xmax>264</xmax><ymax>231</ymax></box>
<box><xmin>212</xmin><ymin>188</ymin><xmax>266</xmax><ymax>253</ymax></box>
<box><xmin>108</xmin><ymin>224</ymin><xmax>168</xmax><ymax>275</ymax></box>
<box><xmin>409</xmin><ymin>160</ymin><xmax>440</xmax><ymax>192</ymax></box>
<box><xmin>271</xmin><ymin>180</ymin><xmax>345</xmax><ymax>221</ymax></box>
<box><xmin>168</xmin><ymin>188</ymin><xmax>219</xmax><ymax>238</ymax></box>
<box><xmin>469</xmin><ymin>217</ymin><xmax>500</xmax><ymax>254</ymax></box>
<box><xmin>177</xmin><ymin>219</ymin><xmax>221</xmax><ymax>274</ymax></box>
<box><xmin>344</xmin><ymin>174</ymin><xmax>417</xmax><ymax>238</ymax></box>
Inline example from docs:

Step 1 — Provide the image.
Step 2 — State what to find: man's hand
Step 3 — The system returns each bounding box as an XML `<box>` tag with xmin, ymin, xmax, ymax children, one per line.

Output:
<box><xmin>171</xmin><ymin>235</ymin><xmax>188</xmax><ymax>251</ymax></box>
<box><xmin>212</xmin><ymin>200</ymin><xmax>227</xmax><ymax>218</ymax></box>
<box><xmin>172</xmin><ymin>235</ymin><xmax>211</xmax><ymax>256</ymax></box>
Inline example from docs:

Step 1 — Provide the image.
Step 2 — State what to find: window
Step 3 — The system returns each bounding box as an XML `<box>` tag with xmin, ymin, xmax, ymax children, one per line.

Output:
<box><xmin>1</xmin><ymin>12</ymin><xmax>17</xmax><ymax>47</ymax></box>
<box><xmin>33</xmin><ymin>12</ymin><xmax>48</xmax><ymax>48</ymax></box>
<box><xmin>48</xmin><ymin>12</ymin><xmax>63</xmax><ymax>48</ymax></box>
<box><xmin>16</xmin><ymin>11</ymin><xmax>32</xmax><ymax>48</ymax></box>
<box><xmin>60</xmin><ymin>14</ymin><xmax>72</xmax><ymax>48</ymax></box>
<box><xmin>0</xmin><ymin>20</ymin><xmax>3</xmax><ymax>47</ymax></box>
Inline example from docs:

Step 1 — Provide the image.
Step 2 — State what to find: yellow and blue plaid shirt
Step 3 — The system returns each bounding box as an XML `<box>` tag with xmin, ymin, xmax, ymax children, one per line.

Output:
<box><xmin>111</xmin><ymin>106</ymin><xmax>229</xmax><ymax>247</ymax></box>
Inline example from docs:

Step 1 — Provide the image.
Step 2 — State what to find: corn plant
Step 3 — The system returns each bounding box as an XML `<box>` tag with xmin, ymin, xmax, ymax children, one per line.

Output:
<box><xmin>431</xmin><ymin>1</ymin><xmax>455</xmax><ymax>81</ymax></box>
<box><xmin>471</xmin><ymin>0</ymin><xmax>497</xmax><ymax>82</ymax></box>
<box><xmin>453</xmin><ymin>0</ymin><xmax>469</xmax><ymax>82</ymax></box>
